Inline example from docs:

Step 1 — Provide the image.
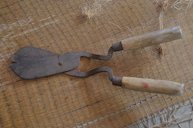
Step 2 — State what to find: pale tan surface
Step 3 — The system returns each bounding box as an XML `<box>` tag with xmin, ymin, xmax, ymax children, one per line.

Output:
<box><xmin>0</xmin><ymin>0</ymin><xmax>193</xmax><ymax>128</ymax></box>
<box><xmin>122</xmin><ymin>77</ymin><xmax>184</xmax><ymax>95</ymax></box>
<box><xmin>121</xmin><ymin>26</ymin><xmax>182</xmax><ymax>50</ymax></box>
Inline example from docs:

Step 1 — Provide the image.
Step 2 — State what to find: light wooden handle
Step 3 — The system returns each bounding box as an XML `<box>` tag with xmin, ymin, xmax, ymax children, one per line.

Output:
<box><xmin>122</xmin><ymin>77</ymin><xmax>184</xmax><ymax>95</ymax></box>
<box><xmin>121</xmin><ymin>26</ymin><xmax>182</xmax><ymax>50</ymax></box>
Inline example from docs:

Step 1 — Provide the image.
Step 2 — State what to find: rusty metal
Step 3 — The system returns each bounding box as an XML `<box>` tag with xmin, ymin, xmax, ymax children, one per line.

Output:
<box><xmin>10</xmin><ymin>42</ymin><xmax>123</xmax><ymax>84</ymax></box>
<box><xmin>66</xmin><ymin>66</ymin><xmax>122</xmax><ymax>86</ymax></box>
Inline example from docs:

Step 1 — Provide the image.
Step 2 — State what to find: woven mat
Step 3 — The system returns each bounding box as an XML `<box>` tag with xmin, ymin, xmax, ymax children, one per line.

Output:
<box><xmin>1</xmin><ymin>0</ymin><xmax>193</xmax><ymax>127</ymax></box>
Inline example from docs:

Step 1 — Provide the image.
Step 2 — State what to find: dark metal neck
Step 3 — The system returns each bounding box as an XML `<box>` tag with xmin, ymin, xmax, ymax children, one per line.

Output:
<box><xmin>86</xmin><ymin>42</ymin><xmax>123</xmax><ymax>61</ymax></box>
<box><xmin>111</xmin><ymin>42</ymin><xmax>123</xmax><ymax>52</ymax></box>
<box><xmin>111</xmin><ymin>76</ymin><xmax>122</xmax><ymax>86</ymax></box>
<box><xmin>66</xmin><ymin>66</ymin><xmax>122</xmax><ymax>86</ymax></box>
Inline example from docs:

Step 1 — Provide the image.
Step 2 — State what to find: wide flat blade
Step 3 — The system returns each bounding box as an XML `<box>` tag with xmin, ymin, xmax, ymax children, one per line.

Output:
<box><xmin>10</xmin><ymin>47</ymin><xmax>80</xmax><ymax>79</ymax></box>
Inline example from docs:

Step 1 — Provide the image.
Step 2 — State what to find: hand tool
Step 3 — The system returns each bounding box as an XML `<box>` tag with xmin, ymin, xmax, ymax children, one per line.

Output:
<box><xmin>11</xmin><ymin>26</ymin><xmax>184</xmax><ymax>95</ymax></box>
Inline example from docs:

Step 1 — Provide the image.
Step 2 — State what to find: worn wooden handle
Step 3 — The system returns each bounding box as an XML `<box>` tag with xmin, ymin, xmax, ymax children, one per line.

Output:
<box><xmin>121</xmin><ymin>77</ymin><xmax>184</xmax><ymax>95</ymax></box>
<box><xmin>121</xmin><ymin>26</ymin><xmax>182</xmax><ymax>50</ymax></box>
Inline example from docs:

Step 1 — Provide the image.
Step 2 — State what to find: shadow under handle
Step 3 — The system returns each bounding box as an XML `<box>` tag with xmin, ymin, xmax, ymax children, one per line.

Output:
<box><xmin>119</xmin><ymin>77</ymin><xmax>184</xmax><ymax>95</ymax></box>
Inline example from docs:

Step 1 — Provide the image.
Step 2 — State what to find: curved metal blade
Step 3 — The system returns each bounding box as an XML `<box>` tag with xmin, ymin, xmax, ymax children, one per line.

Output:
<box><xmin>10</xmin><ymin>44</ymin><xmax>119</xmax><ymax>79</ymax></box>
<box><xmin>10</xmin><ymin>47</ymin><xmax>81</xmax><ymax>79</ymax></box>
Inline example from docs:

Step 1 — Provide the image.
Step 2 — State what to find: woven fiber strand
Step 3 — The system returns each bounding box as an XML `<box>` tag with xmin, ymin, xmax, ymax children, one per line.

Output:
<box><xmin>0</xmin><ymin>0</ymin><xmax>193</xmax><ymax>127</ymax></box>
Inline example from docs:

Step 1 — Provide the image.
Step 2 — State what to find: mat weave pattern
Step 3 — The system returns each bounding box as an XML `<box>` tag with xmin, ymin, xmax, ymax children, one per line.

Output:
<box><xmin>0</xmin><ymin>0</ymin><xmax>193</xmax><ymax>127</ymax></box>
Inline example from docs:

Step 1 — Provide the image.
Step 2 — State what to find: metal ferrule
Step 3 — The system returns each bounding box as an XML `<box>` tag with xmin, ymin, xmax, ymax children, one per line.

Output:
<box><xmin>111</xmin><ymin>76</ymin><xmax>122</xmax><ymax>86</ymax></box>
<box><xmin>111</xmin><ymin>42</ymin><xmax>123</xmax><ymax>51</ymax></box>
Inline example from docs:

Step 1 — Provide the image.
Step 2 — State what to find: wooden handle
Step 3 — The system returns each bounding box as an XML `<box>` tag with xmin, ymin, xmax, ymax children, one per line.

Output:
<box><xmin>121</xmin><ymin>77</ymin><xmax>184</xmax><ymax>95</ymax></box>
<box><xmin>121</xmin><ymin>26</ymin><xmax>182</xmax><ymax>50</ymax></box>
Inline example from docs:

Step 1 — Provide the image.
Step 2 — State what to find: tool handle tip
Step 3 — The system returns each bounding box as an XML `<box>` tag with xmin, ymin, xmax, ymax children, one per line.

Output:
<box><xmin>121</xmin><ymin>77</ymin><xmax>184</xmax><ymax>95</ymax></box>
<box><xmin>121</xmin><ymin>26</ymin><xmax>182</xmax><ymax>50</ymax></box>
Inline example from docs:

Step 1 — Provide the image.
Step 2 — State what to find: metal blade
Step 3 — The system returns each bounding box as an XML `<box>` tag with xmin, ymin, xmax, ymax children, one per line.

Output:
<box><xmin>10</xmin><ymin>45</ymin><xmax>119</xmax><ymax>79</ymax></box>
<box><xmin>10</xmin><ymin>47</ymin><xmax>80</xmax><ymax>79</ymax></box>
